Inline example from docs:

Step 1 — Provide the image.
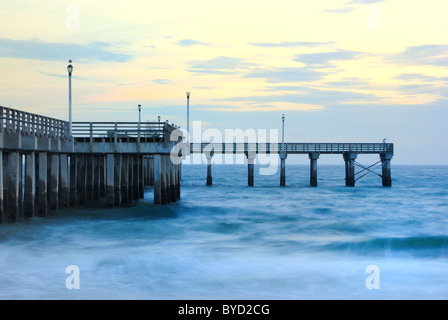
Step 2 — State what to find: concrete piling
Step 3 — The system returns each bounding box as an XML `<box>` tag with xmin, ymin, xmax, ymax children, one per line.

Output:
<box><xmin>49</xmin><ymin>154</ymin><xmax>59</xmax><ymax>210</ymax></box>
<box><xmin>114</xmin><ymin>154</ymin><xmax>122</xmax><ymax>206</ymax></box>
<box><xmin>100</xmin><ymin>155</ymin><xmax>106</xmax><ymax>198</ymax></box>
<box><xmin>139</xmin><ymin>156</ymin><xmax>144</xmax><ymax>199</ymax></box>
<box><xmin>206</xmin><ymin>154</ymin><xmax>213</xmax><ymax>186</ymax></box>
<box><xmin>153</xmin><ymin>155</ymin><xmax>162</xmax><ymax>204</ymax></box>
<box><xmin>343</xmin><ymin>152</ymin><xmax>357</xmax><ymax>187</ymax></box>
<box><xmin>106</xmin><ymin>154</ymin><xmax>115</xmax><ymax>208</ymax></box>
<box><xmin>24</xmin><ymin>152</ymin><xmax>35</xmax><ymax>217</ymax></box>
<box><xmin>86</xmin><ymin>155</ymin><xmax>94</xmax><ymax>201</ymax></box>
<box><xmin>69</xmin><ymin>155</ymin><xmax>77</xmax><ymax>206</ymax></box>
<box><xmin>309</xmin><ymin>152</ymin><xmax>320</xmax><ymax>187</ymax></box>
<box><xmin>59</xmin><ymin>154</ymin><xmax>69</xmax><ymax>208</ymax></box>
<box><xmin>7</xmin><ymin>151</ymin><xmax>20</xmax><ymax>220</ymax></box>
<box><xmin>133</xmin><ymin>155</ymin><xmax>139</xmax><ymax>201</ymax></box>
<box><xmin>160</xmin><ymin>155</ymin><xmax>167</xmax><ymax>204</ymax></box>
<box><xmin>280</xmin><ymin>153</ymin><xmax>287</xmax><ymax>187</ymax></box>
<box><xmin>93</xmin><ymin>155</ymin><xmax>100</xmax><ymax>200</ymax></box>
<box><xmin>121</xmin><ymin>154</ymin><xmax>129</xmax><ymax>204</ymax></box>
<box><xmin>380</xmin><ymin>153</ymin><xmax>393</xmax><ymax>187</ymax></box>
<box><xmin>164</xmin><ymin>155</ymin><xmax>171</xmax><ymax>202</ymax></box>
<box><xmin>0</xmin><ymin>151</ymin><xmax>4</xmax><ymax>222</ymax></box>
<box><xmin>77</xmin><ymin>154</ymin><xmax>87</xmax><ymax>205</ymax></box>
<box><xmin>170</xmin><ymin>160</ymin><xmax>176</xmax><ymax>202</ymax></box>
<box><xmin>247</xmin><ymin>152</ymin><xmax>256</xmax><ymax>187</ymax></box>
<box><xmin>128</xmin><ymin>155</ymin><xmax>134</xmax><ymax>202</ymax></box>
<box><xmin>37</xmin><ymin>152</ymin><xmax>47</xmax><ymax>217</ymax></box>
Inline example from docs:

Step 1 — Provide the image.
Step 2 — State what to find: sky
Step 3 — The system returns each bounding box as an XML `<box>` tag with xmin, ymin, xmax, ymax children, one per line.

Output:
<box><xmin>0</xmin><ymin>0</ymin><xmax>447</xmax><ymax>164</ymax></box>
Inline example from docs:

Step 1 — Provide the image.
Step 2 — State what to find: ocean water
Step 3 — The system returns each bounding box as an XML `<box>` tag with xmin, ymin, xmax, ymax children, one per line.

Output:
<box><xmin>0</xmin><ymin>164</ymin><xmax>448</xmax><ymax>300</ymax></box>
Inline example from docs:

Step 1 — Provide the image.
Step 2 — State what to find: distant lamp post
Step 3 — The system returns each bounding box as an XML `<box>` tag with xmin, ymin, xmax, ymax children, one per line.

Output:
<box><xmin>138</xmin><ymin>104</ymin><xmax>142</xmax><ymax>132</ymax></box>
<box><xmin>186</xmin><ymin>91</ymin><xmax>191</xmax><ymax>140</ymax></box>
<box><xmin>67</xmin><ymin>60</ymin><xmax>73</xmax><ymax>137</ymax></box>
<box><xmin>282</xmin><ymin>114</ymin><xmax>285</xmax><ymax>152</ymax></box>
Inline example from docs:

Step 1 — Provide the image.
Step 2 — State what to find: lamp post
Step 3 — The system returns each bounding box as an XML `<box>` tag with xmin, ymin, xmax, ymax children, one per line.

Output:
<box><xmin>138</xmin><ymin>104</ymin><xmax>142</xmax><ymax>132</ymax></box>
<box><xmin>280</xmin><ymin>114</ymin><xmax>286</xmax><ymax>186</ymax></box>
<box><xmin>282</xmin><ymin>114</ymin><xmax>285</xmax><ymax>152</ymax></box>
<box><xmin>186</xmin><ymin>91</ymin><xmax>190</xmax><ymax>141</ymax></box>
<box><xmin>67</xmin><ymin>60</ymin><xmax>73</xmax><ymax>137</ymax></box>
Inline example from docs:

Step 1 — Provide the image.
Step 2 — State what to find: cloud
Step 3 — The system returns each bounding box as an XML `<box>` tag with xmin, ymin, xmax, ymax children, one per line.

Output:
<box><xmin>0</xmin><ymin>38</ymin><xmax>132</xmax><ymax>62</ymax></box>
<box><xmin>214</xmin><ymin>87</ymin><xmax>377</xmax><ymax>107</ymax></box>
<box><xmin>294</xmin><ymin>50</ymin><xmax>359</xmax><ymax>68</ymax></box>
<box><xmin>175</xmin><ymin>39</ymin><xmax>211</xmax><ymax>47</ymax></box>
<box><xmin>241</xmin><ymin>51</ymin><xmax>359</xmax><ymax>84</ymax></box>
<box><xmin>152</xmin><ymin>79</ymin><xmax>173</xmax><ymax>85</ymax></box>
<box><xmin>243</xmin><ymin>67</ymin><xmax>324</xmax><ymax>83</ymax></box>
<box><xmin>387</xmin><ymin>44</ymin><xmax>448</xmax><ymax>66</ymax></box>
<box><xmin>248</xmin><ymin>41</ymin><xmax>334</xmax><ymax>48</ymax></box>
<box><xmin>187</xmin><ymin>56</ymin><xmax>258</xmax><ymax>75</ymax></box>
<box><xmin>395</xmin><ymin>73</ymin><xmax>448</xmax><ymax>83</ymax></box>
<box><xmin>324</xmin><ymin>7</ymin><xmax>355</xmax><ymax>13</ymax></box>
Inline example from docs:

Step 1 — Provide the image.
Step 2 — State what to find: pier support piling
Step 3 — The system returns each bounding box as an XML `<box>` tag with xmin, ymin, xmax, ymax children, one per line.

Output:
<box><xmin>343</xmin><ymin>152</ymin><xmax>357</xmax><ymax>187</ymax></box>
<box><xmin>86</xmin><ymin>155</ymin><xmax>94</xmax><ymax>201</ymax></box>
<box><xmin>153</xmin><ymin>155</ymin><xmax>161</xmax><ymax>204</ymax></box>
<box><xmin>309</xmin><ymin>152</ymin><xmax>320</xmax><ymax>187</ymax></box>
<box><xmin>114</xmin><ymin>154</ymin><xmax>122</xmax><ymax>206</ymax></box>
<box><xmin>93</xmin><ymin>155</ymin><xmax>100</xmax><ymax>200</ymax></box>
<box><xmin>76</xmin><ymin>155</ymin><xmax>87</xmax><ymax>205</ymax></box>
<box><xmin>160</xmin><ymin>155</ymin><xmax>167</xmax><ymax>204</ymax></box>
<box><xmin>49</xmin><ymin>154</ymin><xmax>59</xmax><ymax>210</ymax></box>
<box><xmin>59</xmin><ymin>154</ymin><xmax>69</xmax><ymax>208</ymax></box>
<box><xmin>280</xmin><ymin>153</ymin><xmax>287</xmax><ymax>187</ymax></box>
<box><xmin>247</xmin><ymin>152</ymin><xmax>256</xmax><ymax>187</ymax></box>
<box><xmin>206</xmin><ymin>154</ymin><xmax>213</xmax><ymax>186</ymax></box>
<box><xmin>37</xmin><ymin>152</ymin><xmax>48</xmax><ymax>217</ymax></box>
<box><xmin>100</xmin><ymin>155</ymin><xmax>106</xmax><ymax>198</ymax></box>
<box><xmin>121</xmin><ymin>155</ymin><xmax>129</xmax><ymax>204</ymax></box>
<box><xmin>69</xmin><ymin>155</ymin><xmax>77</xmax><ymax>206</ymax></box>
<box><xmin>7</xmin><ymin>152</ymin><xmax>20</xmax><ymax>220</ymax></box>
<box><xmin>139</xmin><ymin>156</ymin><xmax>144</xmax><ymax>199</ymax></box>
<box><xmin>0</xmin><ymin>152</ymin><xmax>4</xmax><ymax>222</ymax></box>
<box><xmin>106</xmin><ymin>154</ymin><xmax>115</xmax><ymax>208</ymax></box>
<box><xmin>128</xmin><ymin>155</ymin><xmax>134</xmax><ymax>202</ymax></box>
<box><xmin>133</xmin><ymin>155</ymin><xmax>139</xmax><ymax>201</ymax></box>
<box><xmin>24</xmin><ymin>152</ymin><xmax>35</xmax><ymax>217</ymax></box>
<box><xmin>170</xmin><ymin>160</ymin><xmax>176</xmax><ymax>202</ymax></box>
<box><xmin>380</xmin><ymin>153</ymin><xmax>393</xmax><ymax>187</ymax></box>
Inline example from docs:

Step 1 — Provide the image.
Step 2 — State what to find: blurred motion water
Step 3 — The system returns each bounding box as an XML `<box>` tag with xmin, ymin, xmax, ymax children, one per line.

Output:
<box><xmin>0</xmin><ymin>165</ymin><xmax>447</xmax><ymax>299</ymax></box>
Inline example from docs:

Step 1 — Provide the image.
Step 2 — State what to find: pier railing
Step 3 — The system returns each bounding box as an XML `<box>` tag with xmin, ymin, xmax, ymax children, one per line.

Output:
<box><xmin>0</xmin><ymin>106</ymin><xmax>69</xmax><ymax>139</ymax></box>
<box><xmin>190</xmin><ymin>142</ymin><xmax>394</xmax><ymax>154</ymax></box>
<box><xmin>72</xmin><ymin>121</ymin><xmax>178</xmax><ymax>141</ymax></box>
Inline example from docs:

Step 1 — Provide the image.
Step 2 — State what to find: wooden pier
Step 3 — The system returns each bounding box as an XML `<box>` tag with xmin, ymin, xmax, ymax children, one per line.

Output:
<box><xmin>0</xmin><ymin>106</ymin><xmax>181</xmax><ymax>223</ymax></box>
<box><xmin>189</xmin><ymin>142</ymin><xmax>394</xmax><ymax>188</ymax></box>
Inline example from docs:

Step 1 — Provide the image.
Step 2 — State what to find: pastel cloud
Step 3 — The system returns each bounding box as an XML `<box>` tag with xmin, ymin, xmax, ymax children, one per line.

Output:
<box><xmin>0</xmin><ymin>38</ymin><xmax>132</xmax><ymax>62</ymax></box>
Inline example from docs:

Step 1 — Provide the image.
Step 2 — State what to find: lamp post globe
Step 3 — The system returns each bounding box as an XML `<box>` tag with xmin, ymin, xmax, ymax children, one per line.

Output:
<box><xmin>67</xmin><ymin>60</ymin><xmax>73</xmax><ymax>137</ymax></box>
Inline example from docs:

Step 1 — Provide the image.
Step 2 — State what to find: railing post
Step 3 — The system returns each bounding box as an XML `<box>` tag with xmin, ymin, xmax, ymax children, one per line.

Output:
<box><xmin>114</xmin><ymin>122</ymin><xmax>118</xmax><ymax>152</ymax></box>
<box><xmin>0</xmin><ymin>107</ymin><xmax>3</xmax><ymax>134</ymax></box>
<box><xmin>89</xmin><ymin>122</ymin><xmax>93</xmax><ymax>152</ymax></box>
